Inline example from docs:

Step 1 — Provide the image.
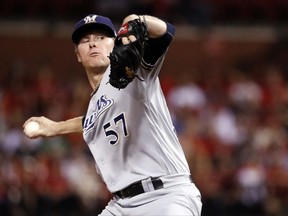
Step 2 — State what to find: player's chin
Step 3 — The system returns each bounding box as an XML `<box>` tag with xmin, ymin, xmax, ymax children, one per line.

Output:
<box><xmin>89</xmin><ymin>60</ymin><xmax>109</xmax><ymax>69</ymax></box>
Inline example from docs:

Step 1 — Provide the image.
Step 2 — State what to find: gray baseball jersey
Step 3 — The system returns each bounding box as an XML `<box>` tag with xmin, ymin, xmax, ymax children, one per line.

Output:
<box><xmin>82</xmin><ymin>23</ymin><xmax>190</xmax><ymax>193</ymax></box>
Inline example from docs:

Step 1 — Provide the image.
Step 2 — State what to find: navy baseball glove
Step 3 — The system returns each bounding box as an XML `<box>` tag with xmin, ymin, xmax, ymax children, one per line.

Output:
<box><xmin>109</xmin><ymin>18</ymin><xmax>149</xmax><ymax>89</ymax></box>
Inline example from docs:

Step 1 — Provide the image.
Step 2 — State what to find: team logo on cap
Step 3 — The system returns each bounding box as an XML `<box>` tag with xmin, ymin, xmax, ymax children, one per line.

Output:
<box><xmin>84</xmin><ymin>15</ymin><xmax>97</xmax><ymax>23</ymax></box>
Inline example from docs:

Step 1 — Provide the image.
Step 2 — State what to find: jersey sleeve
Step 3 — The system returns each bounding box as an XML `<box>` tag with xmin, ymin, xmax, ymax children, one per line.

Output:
<box><xmin>142</xmin><ymin>22</ymin><xmax>175</xmax><ymax>70</ymax></box>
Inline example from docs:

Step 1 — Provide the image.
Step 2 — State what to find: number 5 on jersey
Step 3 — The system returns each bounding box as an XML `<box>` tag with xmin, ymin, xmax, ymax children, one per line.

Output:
<box><xmin>103</xmin><ymin>112</ymin><xmax>129</xmax><ymax>145</ymax></box>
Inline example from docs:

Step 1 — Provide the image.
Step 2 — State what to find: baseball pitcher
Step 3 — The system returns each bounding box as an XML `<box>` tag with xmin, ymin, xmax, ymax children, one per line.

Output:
<box><xmin>23</xmin><ymin>13</ymin><xmax>202</xmax><ymax>215</ymax></box>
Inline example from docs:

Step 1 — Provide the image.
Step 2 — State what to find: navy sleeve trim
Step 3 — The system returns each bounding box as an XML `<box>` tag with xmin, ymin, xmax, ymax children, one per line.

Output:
<box><xmin>142</xmin><ymin>22</ymin><xmax>175</xmax><ymax>68</ymax></box>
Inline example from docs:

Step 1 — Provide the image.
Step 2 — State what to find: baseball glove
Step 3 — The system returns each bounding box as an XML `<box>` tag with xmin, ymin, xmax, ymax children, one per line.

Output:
<box><xmin>109</xmin><ymin>18</ymin><xmax>149</xmax><ymax>89</ymax></box>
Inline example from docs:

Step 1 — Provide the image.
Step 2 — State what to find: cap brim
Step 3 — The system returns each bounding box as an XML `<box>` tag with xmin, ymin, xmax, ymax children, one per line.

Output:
<box><xmin>72</xmin><ymin>23</ymin><xmax>115</xmax><ymax>44</ymax></box>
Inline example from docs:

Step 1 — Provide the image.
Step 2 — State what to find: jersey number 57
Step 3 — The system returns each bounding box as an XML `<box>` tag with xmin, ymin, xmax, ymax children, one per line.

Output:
<box><xmin>103</xmin><ymin>112</ymin><xmax>129</xmax><ymax>145</ymax></box>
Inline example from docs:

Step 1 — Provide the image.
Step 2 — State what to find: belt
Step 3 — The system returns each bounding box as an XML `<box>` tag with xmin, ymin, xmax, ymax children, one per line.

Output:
<box><xmin>114</xmin><ymin>177</ymin><xmax>163</xmax><ymax>199</ymax></box>
<box><xmin>113</xmin><ymin>175</ymin><xmax>193</xmax><ymax>199</ymax></box>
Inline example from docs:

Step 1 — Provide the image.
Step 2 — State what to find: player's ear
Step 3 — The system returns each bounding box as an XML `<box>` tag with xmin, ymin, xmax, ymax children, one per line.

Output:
<box><xmin>74</xmin><ymin>47</ymin><xmax>82</xmax><ymax>63</ymax></box>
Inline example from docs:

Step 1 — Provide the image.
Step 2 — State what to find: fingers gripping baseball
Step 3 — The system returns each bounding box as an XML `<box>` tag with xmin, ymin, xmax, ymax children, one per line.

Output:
<box><xmin>23</xmin><ymin>116</ymin><xmax>58</xmax><ymax>138</ymax></box>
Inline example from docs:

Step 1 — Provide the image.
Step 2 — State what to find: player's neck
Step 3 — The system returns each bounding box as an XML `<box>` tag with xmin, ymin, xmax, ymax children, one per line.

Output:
<box><xmin>87</xmin><ymin>72</ymin><xmax>105</xmax><ymax>92</ymax></box>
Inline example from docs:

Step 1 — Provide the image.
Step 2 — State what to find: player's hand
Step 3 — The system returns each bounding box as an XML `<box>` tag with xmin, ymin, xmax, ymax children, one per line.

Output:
<box><xmin>121</xmin><ymin>35</ymin><xmax>136</xmax><ymax>45</ymax></box>
<box><xmin>23</xmin><ymin>116</ymin><xmax>59</xmax><ymax>139</ymax></box>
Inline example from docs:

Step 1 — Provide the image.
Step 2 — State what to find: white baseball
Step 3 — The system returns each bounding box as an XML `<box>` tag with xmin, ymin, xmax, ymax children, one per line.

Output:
<box><xmin>25</xmin><ymin>121</ymin><xmax>40</xmax><ymax>135</ymax></box>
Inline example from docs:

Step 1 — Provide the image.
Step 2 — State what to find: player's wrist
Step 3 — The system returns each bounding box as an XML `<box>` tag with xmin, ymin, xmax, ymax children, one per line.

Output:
<box><xmin>123</xmin><ymin>14</ymin><xmax>139</xmax><ymax>24</ymax></box>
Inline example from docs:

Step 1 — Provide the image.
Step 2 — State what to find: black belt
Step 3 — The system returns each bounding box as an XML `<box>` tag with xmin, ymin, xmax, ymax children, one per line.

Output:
<box><xmin>114</xmin><ymin>177</ymin><xmax>164</xmax><ymax>199</ymax></box>
<box><xmin>113</xmin><ymin>175</ymin><xmax>193</xmax><ymax>199</ymax></box>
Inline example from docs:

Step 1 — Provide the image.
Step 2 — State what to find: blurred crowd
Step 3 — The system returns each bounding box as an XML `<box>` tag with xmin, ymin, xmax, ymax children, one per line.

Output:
<box><xmin>163</xmin><ymin>38</ymin><xmax>288</xmax><ymax>216</ymax></box>
<box><xmin>0</xmin><ymin>0</ymin><xmax>288</xmax><ymax>25</ymax></box>
<box><xmin>1</xmin><ymin>1</ymin><xmax>288</xmax><ymax>216</ymax></box>
<box><xmin>0</xmin><ymin>61</ymin><xmax>111</xmax><ymax>215</ymax></box>
<box><xmin>1</xmin><ymin>36</ymin><xmax>288</xmax><ymax>216</ymax></box>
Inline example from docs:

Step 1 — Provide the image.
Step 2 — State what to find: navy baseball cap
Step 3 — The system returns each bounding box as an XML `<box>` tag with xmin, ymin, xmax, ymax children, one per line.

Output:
<box><xmin>72</xmin><ymin>14</ymin><xmax>116</xmax><ymax>44</ymax></box>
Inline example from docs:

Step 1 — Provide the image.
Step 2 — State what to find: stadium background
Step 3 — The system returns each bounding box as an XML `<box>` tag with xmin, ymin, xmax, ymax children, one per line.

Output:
<box><xmin>1</xmin><ymin>1</ymin><xmax>288</xmax><ymax>215</ymax></box>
